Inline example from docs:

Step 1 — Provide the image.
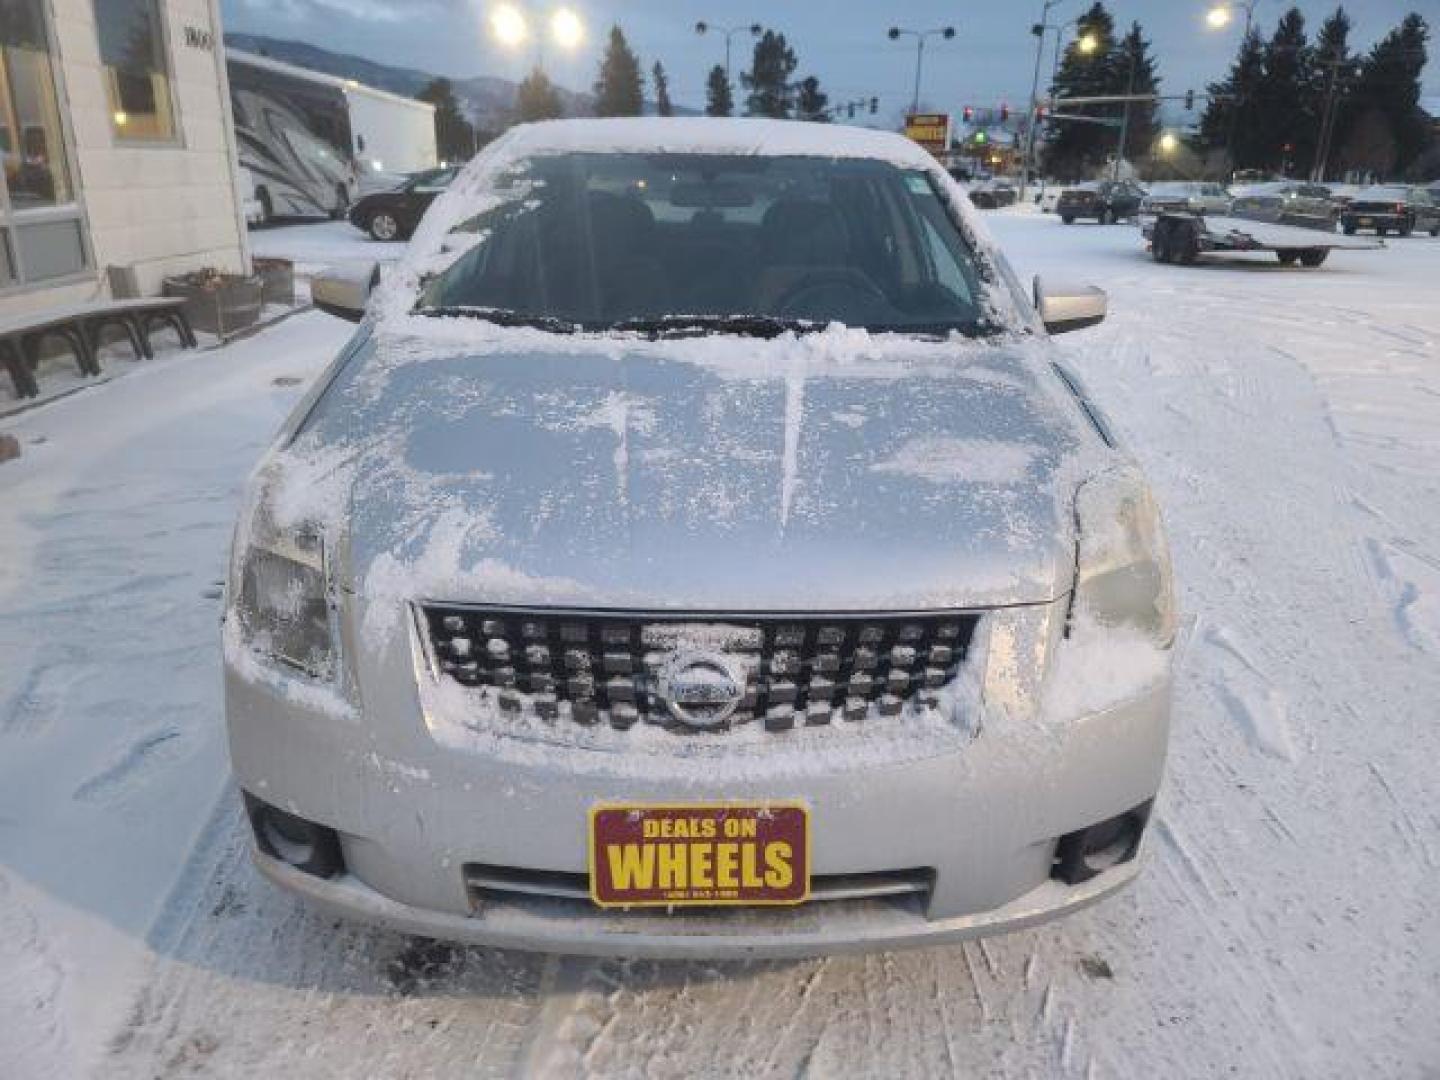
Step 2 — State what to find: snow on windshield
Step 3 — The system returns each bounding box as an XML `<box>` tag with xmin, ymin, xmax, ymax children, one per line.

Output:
<box><xmin>374</xmin><ymin>118</ymin><xmax>1030</xmax><ymax>336</ymax></box>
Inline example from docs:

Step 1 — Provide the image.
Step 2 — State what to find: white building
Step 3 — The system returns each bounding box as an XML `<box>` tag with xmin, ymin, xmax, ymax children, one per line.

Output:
<box><xmin>0</xmin><ymin>0</ymin><xmax>249</xmax><ymax>316</ymax></box>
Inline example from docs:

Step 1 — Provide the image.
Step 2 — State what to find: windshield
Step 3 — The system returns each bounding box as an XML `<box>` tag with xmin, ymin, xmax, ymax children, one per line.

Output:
<box><xmin>417</xmin><ymin>152</ymin><xmax>992</xmax><ymax>335</ymax></box>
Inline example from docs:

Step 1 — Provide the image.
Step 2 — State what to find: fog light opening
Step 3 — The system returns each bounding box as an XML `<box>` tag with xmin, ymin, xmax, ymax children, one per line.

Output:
<box><xmin>244</xmin><ymin>792</ymin><xmax>345</xmax><ymax>880</ymax></box>
<box><xmin>1052</xmin><ymin>800</ymin><xmax>1153</xmax><ymax>886</ymax></box>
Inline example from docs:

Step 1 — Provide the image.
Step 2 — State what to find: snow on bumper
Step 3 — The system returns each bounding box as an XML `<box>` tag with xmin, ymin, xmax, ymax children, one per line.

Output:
<box><xmin>225</xmin><ymin>609</ymin><xmax>1171</xmax><ymax>957</ymax></box>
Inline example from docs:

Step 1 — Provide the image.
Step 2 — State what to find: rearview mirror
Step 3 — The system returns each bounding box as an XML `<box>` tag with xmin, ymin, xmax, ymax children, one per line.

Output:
<box><xmin>312</xmin><ymin>262</ymin><xmax>378</xmax><ymax>323</ymax></box>
<box><xmin>1034</xmin><ymin>276</ymin><xmax>1107</xmax><ymax>335</ymax></box>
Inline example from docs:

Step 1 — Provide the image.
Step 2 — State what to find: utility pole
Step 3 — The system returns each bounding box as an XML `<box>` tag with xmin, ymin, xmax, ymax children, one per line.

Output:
<box><xmin>1021</xmin><ymin>0</ymin><xmax>1066</xmax><ymax>202</ymax></box>
<box><xmin>1311</xmin><ymin>55</ymin><xmax>1354</xmax><ymax>182</ymax></box>
<box><xmin>1113</xmin><ymin>45</ymin><xmax>1138</xmax><ymax>181</ymax></box>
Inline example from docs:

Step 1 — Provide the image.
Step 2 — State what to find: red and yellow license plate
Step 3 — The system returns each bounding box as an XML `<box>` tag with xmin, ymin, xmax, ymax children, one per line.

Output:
<box><xmin>588</xmin><ymin>802</ymin><xmax>810</xmax><ymax>908</ymax></box>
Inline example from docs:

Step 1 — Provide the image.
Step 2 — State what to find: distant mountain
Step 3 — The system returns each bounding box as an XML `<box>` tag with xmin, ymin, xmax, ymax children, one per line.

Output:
<box><xmin>224</xmin><ymin>33</ymin><xmax>695</xmax><ymax>130</ymax></box>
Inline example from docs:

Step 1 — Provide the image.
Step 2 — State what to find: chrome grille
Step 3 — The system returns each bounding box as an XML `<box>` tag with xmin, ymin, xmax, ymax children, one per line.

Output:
<box><xmin>420</xmin><ymin>606</ymin><xmax>982</xmax><ymax>733</ymax></box>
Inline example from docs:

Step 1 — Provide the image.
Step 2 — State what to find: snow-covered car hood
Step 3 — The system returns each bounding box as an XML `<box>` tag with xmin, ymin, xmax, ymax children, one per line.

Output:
<box><xmin>267</xmin><ymin>322</ymin><xmax>1113</xmax><ymax>629</ymax></box>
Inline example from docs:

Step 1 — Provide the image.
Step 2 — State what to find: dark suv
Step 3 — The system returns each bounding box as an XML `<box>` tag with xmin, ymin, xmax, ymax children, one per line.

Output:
<box><xmin>348</xmin><ymin>166</ymin><xmax>458</xmax><ymax>242</ymax></box>
<box><xmin>1341</xmin><ymin>186</ymin><xmax>1440</xmax><ymax>237</ymax></box>
<box><xmin>1057</xmin><ymin>180</ymin><xmax>1147</xmax><ymax>224</ymax></box>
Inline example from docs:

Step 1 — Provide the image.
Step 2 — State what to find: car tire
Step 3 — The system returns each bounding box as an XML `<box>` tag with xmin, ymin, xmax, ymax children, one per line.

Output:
<box><xmin>1342</xmin><ymin>221</ymin><xmax>1356</xmax><ymax>235</ymax></box>
<box><xmin>1376</xmin><ymin>226</ymin><xmax>1387</xmax><ymax>236</ymax></box>
<box><xmin>1430</xmin><ymin>224</ymin><xmax>1440</xmax><ymax>237</ymax></box>
<box><xmin>1397</xmin><ymin>219</ymin><xmax>1413</xmax><ymax>238</ymax></box>
<box><xmin>1298</xmin><ymin>249</ymin><xmax>1328</xmax><ymax>268</ymax></box>
<box><xmin>1173</xmin><ymin>220</ymin><xmax>1200</xmax><ymax>265</ymax></box>
<box><xmin>1276</xmin><ymin>249</ymin><xmax>1300</xmax><ymax>266</ymax></box>
<box><xmin>369</xmin><ymin>212</ymin><xmax>400</xmax><ymax>242</ymax></box>
<box><xmin>1060</xmin><ymin>214</ymin><xmax>1075</xmax><ymax>224</ymax></box>
<box><xmin>1151</xmin><ymin>221</ymin><xmax>1173</xmax><ymax>263</ymax></box>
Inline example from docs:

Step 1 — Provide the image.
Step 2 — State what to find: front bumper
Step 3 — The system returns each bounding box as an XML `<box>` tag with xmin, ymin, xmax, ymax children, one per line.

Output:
<box><xmin>226</xmin><ymin>608</ymin><xmax>1171</xmax><ymax>958</ymax></box>
<box><xmin>254</xmin><ymin>845</ymin><xmax>1140</xmax><ymax>959</ymax></box>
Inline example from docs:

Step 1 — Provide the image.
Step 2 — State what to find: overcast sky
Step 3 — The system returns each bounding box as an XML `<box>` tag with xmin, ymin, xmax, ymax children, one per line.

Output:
<box><xmin>220</xmin><ymin>0</ymin><xmax>1439</xmax><ymax>121</ymax></box>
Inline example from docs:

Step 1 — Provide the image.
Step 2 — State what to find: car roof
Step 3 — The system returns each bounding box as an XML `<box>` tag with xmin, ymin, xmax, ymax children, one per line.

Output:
<box><xmin>492</xmin><ymin>117</ymin><xmax>939</xmax><ymax>169</ymax></box>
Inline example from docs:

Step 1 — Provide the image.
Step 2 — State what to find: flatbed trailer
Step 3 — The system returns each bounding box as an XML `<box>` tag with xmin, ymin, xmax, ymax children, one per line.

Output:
<box><xmin>1142</xmin><ymin>212</ymin><xmax>1382</xmax><ymax>267</ymax></box>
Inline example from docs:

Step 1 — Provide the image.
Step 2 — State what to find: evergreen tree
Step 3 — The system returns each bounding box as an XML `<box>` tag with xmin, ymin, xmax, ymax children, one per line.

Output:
<box><xmin>1044</xmin><ymin>3</ymin><xmax>1137</xmax><ymax>178</ymax></box>
<box><xmin>1252</xmin><ymin>9</ymin><xmax>1315</xmax><ymax>174</ymax></box>
<box><xmin>1114</xmin><ymin>22</ymin><xmax>1161</xmax><ymax>164</ymax></box>
<box><xmin>515</xmin><ymin>68</ymin><xmax>563</xmax><ymax>122</ymax></box>
<box><xmin>705</xmin><ymin>64</ymin><xmax>734</xmax><ymax>117</ymax></box>
<box><xmin>795</xmin><ymin>76</ymin><xmax>830</xmax><ymax>122</ymax></box>
<box><xmin>1200</xmin><ymin>28</ymin><xmax>1267</xmax><ymax>171</ymax></box>
<box><xmin>593</xmin><ymin>25</ymin><xmax>644</xmax><ymax>117</ymax></box>
<box><xmin>416</xmin><ymin>77</ymin><xmax>476</xmax><ymax>161</ymax></box>
<box><xmin>743</xmin><ymin>30</ymin><xmax>797</xmax><ymax>118</ymax></box>
<box><xmin>1338</xmin><ymin>13</ymin><xmax>1430</xmax><ymax>177</ymax></box>
<box><xmin>652</xmin><ymin>61</ymin><xmax>673</xmax><ymax>116</ymax></box>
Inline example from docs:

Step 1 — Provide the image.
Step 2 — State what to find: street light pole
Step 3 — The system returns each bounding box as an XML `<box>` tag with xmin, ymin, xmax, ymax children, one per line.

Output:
<box><xmin>887</xmin><ymin>26</ymin><xmax>956</xmax><ymax>116</ymax></box>
<box><xmin>1021</xmin><ymin>0</ymin><xmax>1066</xmax><ymax>202</ymax></box>
<box><xmin>1207</xmin><ymin>0</ymin><xmax>1261</xmax><ymax>179</ymax></box>
<box><xmin>695</xmin><ymin>21</ymin><xmax>763</xmax><ymax>81</ymax></box>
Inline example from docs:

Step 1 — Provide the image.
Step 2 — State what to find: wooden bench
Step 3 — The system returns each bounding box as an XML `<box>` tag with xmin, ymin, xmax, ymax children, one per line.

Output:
<box><xmin>1</xmin><ymin>297</ymin><xmax>198</xmax><ymax>400</ymax></box>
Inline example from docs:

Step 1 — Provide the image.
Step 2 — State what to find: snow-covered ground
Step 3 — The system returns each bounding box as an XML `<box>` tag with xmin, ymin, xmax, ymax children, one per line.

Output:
<box><xmin>2</xmin><ymin>214</ymin><xmax>1437</xmax><ymax>1078</ymax></box>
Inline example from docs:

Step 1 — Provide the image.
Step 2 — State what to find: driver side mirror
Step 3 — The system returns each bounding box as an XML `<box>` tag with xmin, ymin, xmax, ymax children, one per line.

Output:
<box><xmin>1034</xmin><ymin>276</ymin><xmax>1107</xmax><ymax>335</ymax></box>
<box><xmin>312</xmin><ymin>261</ymin><xmax>379</xmax><ymax>323</ymax></box>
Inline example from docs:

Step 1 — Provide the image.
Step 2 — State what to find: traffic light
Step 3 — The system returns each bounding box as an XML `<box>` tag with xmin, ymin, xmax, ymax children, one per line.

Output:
<box><xmin>973</xmin><ymin>129</ymin><xmax>988</xmax><ymax>145</ymax></box>
<box><xmin>962</xmin><ymin>106</ymin><xmax>973</xmax><ymax>123</ymax></box>
<box><xmin>1185</xmin><ymin>89</ymin><xmax>1194</xmax><ymax>110</ymax></box>
<box><xmin>999</xmin><ymin>103</ymin><xmax>1009</xmax><ymax>123</ymax></box>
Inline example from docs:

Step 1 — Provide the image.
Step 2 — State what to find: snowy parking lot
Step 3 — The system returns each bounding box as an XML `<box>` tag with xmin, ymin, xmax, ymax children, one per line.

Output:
<box><xmin>2</xmin><ymin>211</ymin><xmax>1437</xmax><ymax>1078</ymax></box>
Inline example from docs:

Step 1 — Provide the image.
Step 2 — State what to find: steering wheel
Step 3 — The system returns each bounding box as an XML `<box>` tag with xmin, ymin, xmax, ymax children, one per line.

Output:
<box><xmin>772</xmin><ymin>271</ymin><xmax>891</xmax><ymax>320</ymax></box>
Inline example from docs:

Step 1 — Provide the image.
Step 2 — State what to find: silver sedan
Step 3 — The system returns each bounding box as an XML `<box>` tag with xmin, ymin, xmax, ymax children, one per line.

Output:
<box><xmin>225</xmin><ymin>119</ymin><xmax>1176</xmax><ymax>958</ymax></box>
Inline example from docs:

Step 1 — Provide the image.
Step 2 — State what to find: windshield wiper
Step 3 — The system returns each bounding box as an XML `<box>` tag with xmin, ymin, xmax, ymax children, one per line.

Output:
<box><xmin>414</xmin><ymin>305</ymin><xmax>579</xmax><ymax>335</ymax></box>
<box><xmin>610</xmin><ymin>314</ymin><xmax>823</xmax><ymax>339</ymax></box>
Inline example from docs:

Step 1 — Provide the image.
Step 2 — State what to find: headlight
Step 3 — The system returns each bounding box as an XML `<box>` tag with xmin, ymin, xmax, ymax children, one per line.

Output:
<box><xmin>236</xmin><ymin>519</ymin><xmax>335</xmax><ymax>679</ymax></box>
<box><xmin>1073</xmin><ymin>468</ymin><xmax>1176</xmax><ymax>646</ymax></box>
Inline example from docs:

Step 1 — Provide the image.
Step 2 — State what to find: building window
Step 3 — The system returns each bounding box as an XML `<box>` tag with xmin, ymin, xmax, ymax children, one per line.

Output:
<box><xmin>0</xmin><ymin>0</ymin><xmax>72</xmax><ymax>206</ymax></box>
<box><xmin>0</xmin><ymin>0</ymin><xmax>88</xmax><ymax>287</ymax></box>
<box><xmin>95</xmin><ymin>0</ymin><xmax>177</xmax><ymax>143</ymax></box>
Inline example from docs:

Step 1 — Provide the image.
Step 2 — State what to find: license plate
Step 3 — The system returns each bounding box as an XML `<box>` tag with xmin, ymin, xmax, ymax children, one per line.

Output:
<box><xmin>588</xmin><ymin>802</ymin><xmax>809</xmax><ymax>908</ymax></box>
<box><xmin>1359</xmin><ymin>217</ymin><xmax>1373</xmax><ymax>226</ymax></box>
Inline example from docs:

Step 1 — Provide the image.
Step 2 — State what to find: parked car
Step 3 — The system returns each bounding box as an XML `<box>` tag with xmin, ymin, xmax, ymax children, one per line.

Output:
<box><xmin>1033</xmin><ymin>184</ymin><xmax>1068</xmax><ymax>212</ymax></box>
<box><xmin>233</xmin><ymin>118</ymin><xmax>1176</xmax><ymax>959</ymax></box>
<box><xmin>1340</xmin><ymin>185</ymin><xmax>1440</xmax><ymax>236</ymax></box>
<box><xmin>347</xmin><ymin>166</ymin><xmax>459</xmax><ymax>241</ymax></box>
<box><xmin>1229</xmin><ymin>181</ymin><xmax>1337</xmax><ymax>231</ymax></box>
<box><xmin>1139</xmin><ymin>182</ymin><xmax>1232</xmax><ymax>218</ymax></box>
<box><xmin>1056</xmin><ymin>180</ymin><xmax>1147</xmax><ymax>223</ymax></box>
<box><xmin>967</xmin><ymin>180</ymin><xmax>1018</xmax><ymax>209</ymax></box>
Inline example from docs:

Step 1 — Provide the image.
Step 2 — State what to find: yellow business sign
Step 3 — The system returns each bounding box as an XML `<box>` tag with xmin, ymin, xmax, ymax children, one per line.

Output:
<box><xmin>904</xmin><ymin>112</ymin><xmax>951</xmax><ymax>155</ymax></box>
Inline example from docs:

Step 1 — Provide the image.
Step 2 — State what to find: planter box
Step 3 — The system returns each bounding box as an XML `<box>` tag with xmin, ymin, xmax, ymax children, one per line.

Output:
<box><xmin>162</xmin><ymin>274</ymin><xmax>264</xmax><ymax>339</ymax></box>
<box><xmin>252</xmin><ymin>257</ymin><xmax>295</xmax><ymax>308</ymax></box>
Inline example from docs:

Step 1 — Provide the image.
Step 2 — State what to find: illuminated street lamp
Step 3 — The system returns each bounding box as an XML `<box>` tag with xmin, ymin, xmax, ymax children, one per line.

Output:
<box><xmin>490</xmin><ymin>3</ymin><xmax>528</xmax><ymax>47</ymax></box>
<box><xmin>694</xmin><ymin>21</ymin><xmax>762</xmax><ymax>80</ymax></box>
<box><xmin>489</xmin><ymin>3</ymin><xmax>584</xmax><ymax>70</ymax></box>
<box><xmin>550</xmin><ymin>7</ymin><xmax>583</xmax><ymax>50</ymax></box>
<box><xmin>1159</xmin><ymin>131</ymin><xmax>1179</xmax><ymax>154</ymax></box>
<box><xmin>1205</xmin><ymin>6</ymin><xmax>1232</xmax><ymax>29</ymax></box>
<box><xmin>887</xmin><ymin>25</ymin><xmax>957</xmax><ymax>115</ymax></box>
<box><xmin>1077</xmin><ymin>31</ymin><xmax>1099</xmax><ymax>53</ymax></box>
